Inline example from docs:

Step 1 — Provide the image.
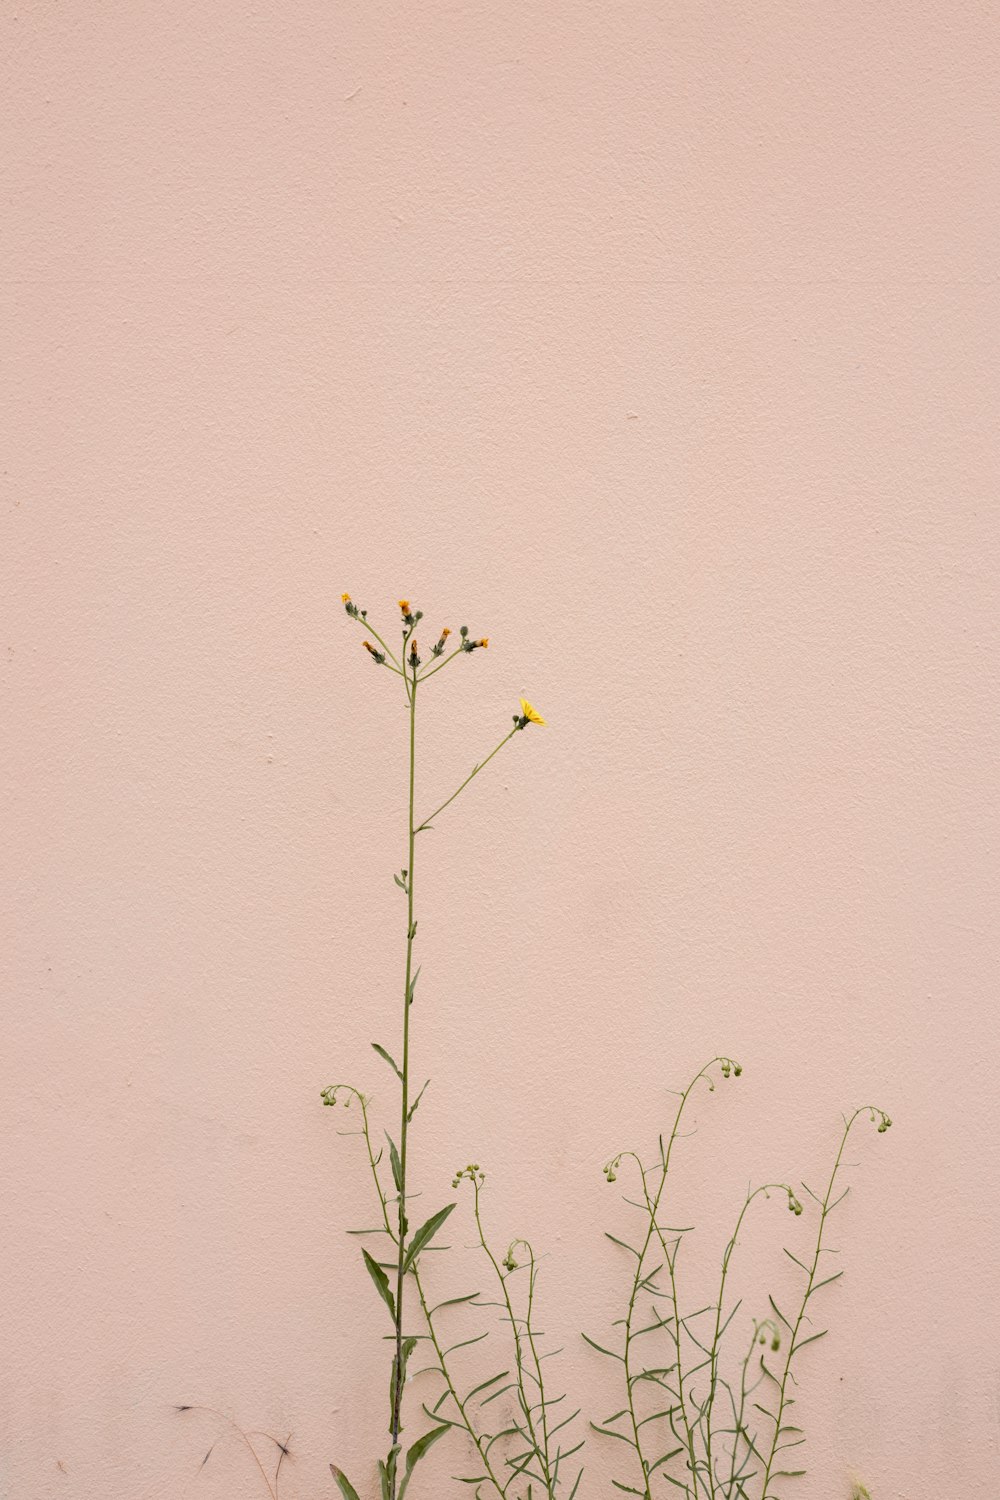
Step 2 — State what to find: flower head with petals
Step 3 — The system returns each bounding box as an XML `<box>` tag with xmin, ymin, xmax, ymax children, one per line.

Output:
<box><xmin>519</xmin><ymin>698</ymin><xmax>546</xmax><ymax>726</ymax></box>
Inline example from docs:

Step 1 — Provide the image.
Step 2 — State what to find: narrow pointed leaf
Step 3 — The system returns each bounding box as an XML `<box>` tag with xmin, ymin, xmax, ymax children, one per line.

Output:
<box><xmin>372</xmin><ymin>1043</ymin><xmax>403</xmax><ymax>1080</ymax></box>
<box><xmin>581</xmin><ymin>1332</ymin><xmax>624</xmax><ymax>1363</ymax></box>
<box><xmin>403</xmin><ymin>1204</ymin><xmax>456</xmax><ymax>1271</ymax></box>
<box><xmin>430</xmin><ymin>1293</ymin><xmax>480</xmax><ymax>1315</ymax></box>
<box><xmin>387</xmin><ymin>1134</ymin><xmax>403</xmax><ymax>1193</ymax></box>
<box><xmin>465</xmin><ymin>1370</ymin><xmax>511</xmax><ymax>1402</ymax></box>
<box><xmin>330</xmin><ymin>1466</ymin><xmax>363</xmax><ymax>1500</ymax></box>
<box><xmin>398</xmin><ymin>1425</ymin><xmax>449</xmax><ymax>1498</ymax></box>
<box><xmin>362</xmin><ymin>1248</ymin><xmax>396</xmax><ymax>1320</ymax></box>
<box><xmin>407</xmin><ymin>1080</ymin><xmax>430</xmax><ymax>1122</ymax></box>
<box><xmin>793</xmin><ymin>1328</ymin><xmax>828</xmax><ymax>1353</ymax></box>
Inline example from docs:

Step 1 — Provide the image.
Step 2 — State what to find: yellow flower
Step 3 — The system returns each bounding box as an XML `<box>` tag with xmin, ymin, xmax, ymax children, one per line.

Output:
<box><xmin>519</xmin><ymin>697</ymin><xmax>546</xmax><ymax>726</ymax></box>
<box><xmin>342</xmin><ymin>592</ymin><xmax>351</xmax><ymax>603</ymax></box>
<box><xmin>398</xmin><ymin>599</ymin><xmax>411</xmax><ymax>613</ymax></box>
<box><xmin>478</xmin><ymin>637</ymin><xmax>489</xmax><ymax>649</ymax></box>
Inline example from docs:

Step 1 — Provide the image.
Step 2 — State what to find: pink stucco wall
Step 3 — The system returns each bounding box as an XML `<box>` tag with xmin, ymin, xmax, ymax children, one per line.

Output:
<box><xmin>3</xmin><ymin>4</ymin><xmax>998</xmax><ymax>1497</ymax></box>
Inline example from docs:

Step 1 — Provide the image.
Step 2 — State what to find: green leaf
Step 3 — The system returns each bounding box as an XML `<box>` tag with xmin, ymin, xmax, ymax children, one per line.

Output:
<box><xmin>465</xmin><ymin>1370</ymin><xmax>510</xmax><ymax>1402</ymax></box>
<box><xmin>403</xmin><ymin>1204</ymin><xmax>456</xmax><ymax>1272</ymax></box>
<box><xmin>589</xmin><ymin>1422</ymin><xmax>637</xmax><ymax>1447</ymax></box>
<box><xmin>605</xmin><ymin>1233</ymin><xmax>641</xmax><ymax>1258</ymax></box>
<box><xmin>329</xmin><ymin>1466</ymin><xmax>362</xmax><ymax>1500</ymax></box>
<box><xmin>479</xmin><ymin>1381</ymin><xmax>516</xmax><ymax>1406</ymax></box>
<box><xmin>407</xmin><ymin>1080</ymin><xmax>430</xmax><ymax>1122</ymax></box>
<box><xmin>387</xmin><ymin>1134</ymin><xmax>403</xmax><ymax>1193</ymax></box>
<box><xmin>648</xmin><ymin>1446</ymin><xmax>685</xmax><ymax>1474</ymax></box>
<box><xmin>429</xmin><ymin>1292</ymin><xmax>480</xmax><ymax>1315</ymax></box>
<box><xmin>377</xmin><ymin>1448</ymin><xmax>400</xmax><ymax>1500</ymax></box>
<box><xmin>362</xmin><ymin>1248</ymin><xmax>396</xmax><ymax>1321</ymax></box>
<box><xmin>581</xmin><ymin>1332</ymin><xmax>624</xmax><ymax>1363</ymax></box>
<box><xmin>407</xmin><ymin>966</ymin><xmax>422</xmax><ymax>1002</ymax></box>
<box><xmin>783</xmin><ymin>1247</ymin><xmax>812</xmax><ymax>1275</ymax></box>
<box><xmin>372</xmin><ymin>1043</ymin><xmax>403</xmax><ymax>1080</ymax></box>
<box><xmin>397</xmin><ymin>1424</ymin><xmax>450</xmax><ymax>1497</ymax></box>
<box><xmin>793</xmin><ymin>1328</ymin><xmax>828</xmax><ymax>1353</ymax></box>
<box><xmin>391</xmin><ymin>1335</ymin><xmax>418</xmax><ymax>1401</ymax></box>
<box><xmin>443</xmin><ymin>1331</ymin><xmax>489</xmax><ymax>1356</ymax></box>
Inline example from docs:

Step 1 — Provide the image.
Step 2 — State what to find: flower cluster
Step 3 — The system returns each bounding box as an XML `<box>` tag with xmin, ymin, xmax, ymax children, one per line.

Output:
<box><xmin>341</xmin><ymin>592</ymin><xmax>547</xmax><ymax>734</ymax></box>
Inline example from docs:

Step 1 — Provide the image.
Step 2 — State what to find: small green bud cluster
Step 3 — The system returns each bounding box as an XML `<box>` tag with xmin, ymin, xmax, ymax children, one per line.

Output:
<box><xmin>787</xmin><ymin>1187</ymin><xmax>803</xmax><ymax>1215</ymax></box>
<box><xmin>502</xmin><ymin>1247</ymin><xmax>519</xmax><ymax>1272</ymax></box>
<box><xmin>320</xmin><ymin>1086</ymin><xmax>366</xmax><ymax>1112</ymax></box>
<box><xmin>603</xmin><ymin>1154</ymin><xmax>622</xmax><ymax>1184</ymax></box>
<box><xmin>719</xmin><ymin>1056</ymin><xmax>743</xmax><ymax>1080</ymax></box>
<box><xmin>757</xmin><ymin>1318</ymin><xmax>781</xmax><ymax>1352</ymax></box>
<box><xmin>452</xmin><ymin>1162</ymin><xmax>485</xmax><ymax>1189</ymax></box>
<box><xmin>873</xmin><ymin>1110</ymin><xmax>892</xmax><ymax>1134</ymax></box>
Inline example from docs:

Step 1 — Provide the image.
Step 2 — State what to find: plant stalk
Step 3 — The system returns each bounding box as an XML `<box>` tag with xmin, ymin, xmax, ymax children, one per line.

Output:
<box><xmin>389</xmin><ymin>650</ymin><xmax>419</xmax><ymax>1477</ymax></box>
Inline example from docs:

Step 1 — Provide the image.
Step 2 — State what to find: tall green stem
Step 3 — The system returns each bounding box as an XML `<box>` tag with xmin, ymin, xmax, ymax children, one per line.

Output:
<box><xmin>473</xmin><ymin>1193</ymin><xmax>553</xmax><ymax>1495</ymax></box>
<box><xmin>758</xmin><ymin>1108</ymin><xmax>878</xmax><ymax>1498</ymax></box>
<box><xmin>702</xmin><ymin>1185</ymin><xmax>792</xmax><ymax>1497</ymax></box>
<box><xmin>619</xmin><ymin>1062</ymin><xmax>729</xmax><ymax>1499</ymax></box>
<box><xmin>390</xmin><ymin>652</ymin><xmax>419</xmax><ymax>1472</ymax></box>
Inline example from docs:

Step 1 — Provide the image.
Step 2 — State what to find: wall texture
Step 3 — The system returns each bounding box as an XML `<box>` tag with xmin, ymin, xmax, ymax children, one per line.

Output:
<box><xmin>2</xmin><ymin>3</ymin><xmax>998</xmax><ymax>1497</ymax></box>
